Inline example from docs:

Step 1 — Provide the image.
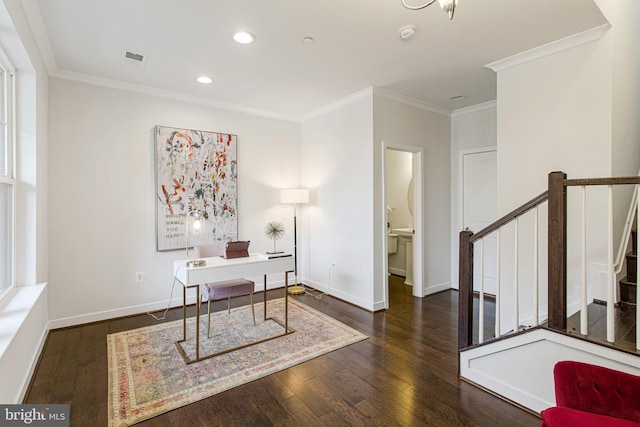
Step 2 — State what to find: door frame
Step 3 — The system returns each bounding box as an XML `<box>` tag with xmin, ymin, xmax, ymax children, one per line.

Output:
<box><xmin>382</xmin><ymin>142</ymin><xmax>424</xmax><ymax>309</ymax></box>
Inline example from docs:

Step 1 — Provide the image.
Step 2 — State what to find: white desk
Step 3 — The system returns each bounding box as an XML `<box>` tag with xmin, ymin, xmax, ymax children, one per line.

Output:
<box><xmin>173</xmin><ymin>253</ymin><xmax>294</xmax><ymax>364</ymax></box>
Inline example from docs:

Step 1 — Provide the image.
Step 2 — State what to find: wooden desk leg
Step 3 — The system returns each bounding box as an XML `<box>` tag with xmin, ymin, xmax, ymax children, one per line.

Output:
<box><xmin>182</xmin><ymin>285</ymin><xmax>187</xmax><ymax>341</ymax></box>
<box><xmin>263</xmin><ymin>274</ymin><xmax>267</xmax><ymax>321</ymax></box>
<box><xmin>195</xmin><ymin>286</ymin><xmax>200</xmax><ymax>361</ymax></box>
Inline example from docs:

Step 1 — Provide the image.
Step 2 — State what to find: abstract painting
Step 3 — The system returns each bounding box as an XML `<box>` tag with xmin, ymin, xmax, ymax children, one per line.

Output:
<box><xmin>155</xmin><ymin>125</ymin><xmax>237</xmax><ymax>251</ymax></box>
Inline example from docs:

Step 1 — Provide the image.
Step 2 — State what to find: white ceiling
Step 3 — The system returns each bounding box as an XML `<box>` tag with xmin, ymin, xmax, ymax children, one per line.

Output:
<box><xmin>25</xmin><ymin>0</ymin><xmax>607</xmax><ymax>119</ymax></box>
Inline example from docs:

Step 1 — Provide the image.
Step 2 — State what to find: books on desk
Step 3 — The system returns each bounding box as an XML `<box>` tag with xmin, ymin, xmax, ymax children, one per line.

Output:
<box><xmin>263</xmin><ymin>253</ymin><xmax>292</xmax><ymax>259</ymax></box>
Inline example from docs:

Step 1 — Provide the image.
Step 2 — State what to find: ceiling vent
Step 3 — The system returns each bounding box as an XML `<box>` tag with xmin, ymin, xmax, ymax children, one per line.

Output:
<box><xmin>122</xmin><ymin>50</ymin><xmax>147</xmax><ymax>67</ymax></box>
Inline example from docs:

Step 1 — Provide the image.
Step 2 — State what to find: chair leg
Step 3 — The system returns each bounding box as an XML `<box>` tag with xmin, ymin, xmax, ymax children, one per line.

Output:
<box><xmin>207</xmin><ymin>300</ymin><xmax>211</xmax><ymax>339</ymax></box>
<box><xmin>250</xmin><ymin>293</ymin><xmax>256</xmax><ymax>325</ymax></box>
<box><xmin>227</xmin><ymin>297</ymin><xmax>231</xmax><ymax>314</ymax></box>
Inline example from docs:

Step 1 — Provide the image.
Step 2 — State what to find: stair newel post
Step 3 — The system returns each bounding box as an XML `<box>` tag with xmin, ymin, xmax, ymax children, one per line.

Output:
<box><xmin>458</xmin><ymin>229</ymin><xmax>474</xmax><ymax>350</ymax></box>
<box><xmin>548</xmin><ymin>171</ymin><xmax>568</xmax><ymax>330</ymax></box>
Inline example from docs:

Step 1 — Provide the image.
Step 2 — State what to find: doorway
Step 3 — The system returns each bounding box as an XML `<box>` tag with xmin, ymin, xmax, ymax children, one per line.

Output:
<box><xmin>383</xmin><ymin>144</ymin><xmax>423</xmax><ymax>308</ymax></box>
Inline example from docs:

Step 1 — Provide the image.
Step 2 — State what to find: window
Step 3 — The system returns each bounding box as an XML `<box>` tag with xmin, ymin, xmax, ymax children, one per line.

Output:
<box><xmin>0</xmin><ymin>51</ymin><xmax>14</xmax><ymax>299</ymax></box>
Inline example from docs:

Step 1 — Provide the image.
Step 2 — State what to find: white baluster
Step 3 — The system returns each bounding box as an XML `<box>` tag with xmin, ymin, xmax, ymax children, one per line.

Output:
<box><xmin>514</xmin><ymin>218</ymin><xmax>519</xmax><ymax>333</ymax></box>
<box><xmin>533</xmin><ymin>206</ymin><xmax>539</xmax><ymax>326</ymax></box>
<box><xmin>607</xmin><ymin>185</ymin><xmax>615</xmax><ymax>343</ymax></box>
<box><xmin>581</xmin><ymin>186</ymin><xmax>588</xmax><ymax>336</ymax></box>
<box><xmin>495</xmin><ymin>228</ymin><xmax>501</xmax><ymax>339</ymax></box>
<box><xmin>479</xmin><ymin>239</ymin><xmax>485</xmax><ymax>344</ymax></box>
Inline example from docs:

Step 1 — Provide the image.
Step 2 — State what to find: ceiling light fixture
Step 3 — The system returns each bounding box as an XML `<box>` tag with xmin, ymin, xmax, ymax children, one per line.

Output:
<box><xmin>196</xmin><ymin>76</ymin><xmax>213</xmax><ymax>84</ymax></box>
<box><xmin>401</xmin><ymin>0</ymin><xmax>459</xmax><ymax>20</ymax></box>
<box><xmin>303</xmin><ymin>36</ymin><xmax>314</xmax><ymax>44</ymax></box>
<box><xmin>450</xmin><ymin>95</ymin><xmax>466</xmax><ymax>101</ymax></box>
<box><xmin>232</xmin><ymin>31</ymin><xmax>256</xmax><ymax>44</ymax></box>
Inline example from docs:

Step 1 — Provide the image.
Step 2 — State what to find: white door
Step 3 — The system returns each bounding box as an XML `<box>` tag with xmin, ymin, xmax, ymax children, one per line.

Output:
<box><xmin>462</xmin><ymin>150</ymin><xmax>497</xmax><ymax>295</ymax></box>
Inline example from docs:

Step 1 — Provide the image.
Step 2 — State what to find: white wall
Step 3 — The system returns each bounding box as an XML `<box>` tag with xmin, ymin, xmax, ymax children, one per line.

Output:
<box><xmin>450</xmin><ymin>102</ymin><xmax>497</xmax><ymax>289</ymax></box>
<box><xmin>595</xmin><ymin>0</ymin><xmax>640</xmax><ymax>179</ymax></box>
<box><xmin>495</xmin><ymin>34</ymin><xmax>612</xmax><ymax>210</ymax></box>
<box><xmin>493</xmin><ymin>27</ymin><xmax>613</xmax><ymax>319</ymax></box>
<box><xmin>299</xmin><ymin>89</ymin><xmax>450</xmax><ymax>310</ymax></box>
<box><xmin>299</xmin><ymin>91</ymin><xmax>375</xmax><ymax>309</ymax></box>
<box><xmin>47</xmin><ymin>78</ymin><xmax>301</xmax><ymax>326</ymax></box>
<box><xmin>373</xmin><ymin>93</ymin><xmax>451</xmax><ymax>303</ymax></box>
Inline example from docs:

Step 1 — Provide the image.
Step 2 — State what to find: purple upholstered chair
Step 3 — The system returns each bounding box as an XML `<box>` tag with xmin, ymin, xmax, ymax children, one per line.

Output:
<box><xmin>195</xmin><ymin>243</ymin><xmax>256</xmax><ymax>338</ymax></box>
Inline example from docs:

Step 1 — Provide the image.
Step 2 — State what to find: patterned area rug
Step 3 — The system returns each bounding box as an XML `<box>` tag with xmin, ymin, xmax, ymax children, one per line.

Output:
<box><xmin>107</xmin><ymin>298</ymin><xmax>367</xmax><ymax>426</ymax></box>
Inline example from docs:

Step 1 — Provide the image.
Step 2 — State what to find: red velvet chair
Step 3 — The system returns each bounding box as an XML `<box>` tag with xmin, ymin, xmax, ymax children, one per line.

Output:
<box><xmin>541</xmin><ymin>361</ymin><xmax>640</xmax><ymax>427</ymax></box>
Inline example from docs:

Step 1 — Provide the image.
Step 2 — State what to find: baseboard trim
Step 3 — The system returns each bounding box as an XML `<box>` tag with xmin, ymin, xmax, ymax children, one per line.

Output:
<box><xmin>48</xmin><ymin>279</ymin><xmax>287</xmax><ymax>329</ymax></box>
<box><xmin>388</xmin><ymin>267</ymin><xmax>406</xmax><ymax>277</ymax></box>
<box><xmin>19</xmin><ymin>323</ymin><xmax>49</xmax><ymax>403</ymax></box>
<box><xmin>423</xmin><ymin>281</ymin><xmax>452</xmax><ymax>297</ymax></box>
<box><xmin>302</xmin><ymin>278</ymin><xmax>372</xmax><ymax>311</ymax></box>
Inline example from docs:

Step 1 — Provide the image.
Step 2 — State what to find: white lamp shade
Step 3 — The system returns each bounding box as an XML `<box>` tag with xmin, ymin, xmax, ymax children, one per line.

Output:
<box><xmin>280</xmin><ymin>188</ymin><xmax>309</xmax><ymax>204</ymax></box>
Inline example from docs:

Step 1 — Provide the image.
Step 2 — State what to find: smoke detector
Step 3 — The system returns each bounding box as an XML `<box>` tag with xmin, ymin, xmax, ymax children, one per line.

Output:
<box><xmin>399</xmin><ymin>25</ymin><xmax>417</xmax><ymax>41</ymax></box>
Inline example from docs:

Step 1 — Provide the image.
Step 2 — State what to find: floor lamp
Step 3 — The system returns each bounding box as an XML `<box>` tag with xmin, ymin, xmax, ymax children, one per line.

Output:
<box><xmin>280</xmin><ymin>188</ymin><xmax>309</xmax><ymax>295</ymax></box>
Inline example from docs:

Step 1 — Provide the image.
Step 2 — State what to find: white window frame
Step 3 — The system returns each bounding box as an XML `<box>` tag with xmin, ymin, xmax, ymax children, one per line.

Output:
<box><xmin>0</xmin><ymin>44</ymin><xmax>15</xmax><ymax>301</ymax></box>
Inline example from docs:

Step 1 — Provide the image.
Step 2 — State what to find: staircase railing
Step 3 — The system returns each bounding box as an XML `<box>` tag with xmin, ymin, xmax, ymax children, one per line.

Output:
<box><xmin>459</xmin><ymin>171</ymin><xmax>640</xmax><ymax>351</ymax></box>
<box><xmin>458</xmin><ymin>190</ymin><xmax>548</xmax><ymax>349</ymax></box>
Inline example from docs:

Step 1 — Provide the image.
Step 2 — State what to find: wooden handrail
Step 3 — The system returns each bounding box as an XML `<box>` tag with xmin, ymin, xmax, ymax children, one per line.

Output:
<box><xmin>470</xmin><ymin>191</ymin><xmax>548</xmax><ymax>242</ymax></box>
<box><xmin>565</xmin><ymin>177</ymin><xmax>640</xmax><ymax>186</ymax></box>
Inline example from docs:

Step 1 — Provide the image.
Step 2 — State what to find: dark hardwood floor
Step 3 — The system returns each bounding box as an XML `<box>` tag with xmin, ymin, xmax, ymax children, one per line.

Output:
<box><xmin>564</xmin><ymin>301</ymin><xmax>639</xmax><ymax>353</ymax></box>
<box><xmin>24</xmin><ymin>275</ymin><xmax>540</xmax><ymax>426</ymax></box>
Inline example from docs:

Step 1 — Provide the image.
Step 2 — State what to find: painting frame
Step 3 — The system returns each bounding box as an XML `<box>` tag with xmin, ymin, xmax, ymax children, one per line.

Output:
<box><xmin>154</xmin><ymin>125</ymin><xmax>238</xmax><ymax>252</ymax></box>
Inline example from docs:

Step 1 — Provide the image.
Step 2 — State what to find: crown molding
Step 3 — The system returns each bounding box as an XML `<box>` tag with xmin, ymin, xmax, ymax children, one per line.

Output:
<box><xmin>451</xmin><ymin>100</ymin><xmax>496</xmax><ymax>117</ymax></box>
<box><xmin>373</xmin><ymin>87</ymin><xmax>451</xmax><ymax>117</ymax></box>
<box><xmin>299</xmin><ymin>86</ymin><xmax>453</xmax><ymax>122</ymax></box>
<box><xmin>20</xmin><ymin>0</ymin><xmax>58</xmax><ymax>75</ymax></box>
<box><xmin>299</xmin><ymin>87</ymin><xmax>374</xmax><ymax>122</ymax></box>
<box><xmin>52</xmin><ymin>69</ymin><xmax>300</xmax><ymax>122</ymax></box>
<box><xmin>486</xmin><ymin>23</ymin><xmax>610</xmax><ymax>73</ymax></box>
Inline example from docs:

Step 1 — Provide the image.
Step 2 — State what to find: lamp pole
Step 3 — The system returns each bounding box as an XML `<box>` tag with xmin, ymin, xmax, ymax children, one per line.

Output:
<box><xmin>280</xmin><ymin>189</ymin><xmax>309</xmax><ymax>295</ymax></box>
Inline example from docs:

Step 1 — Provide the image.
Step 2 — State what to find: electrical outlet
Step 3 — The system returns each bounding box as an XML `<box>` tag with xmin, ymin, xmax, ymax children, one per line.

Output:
<box><xmin>135</xmin><ymin>272</ymin><xmax>144</xmax><ymax>283</ymax></box>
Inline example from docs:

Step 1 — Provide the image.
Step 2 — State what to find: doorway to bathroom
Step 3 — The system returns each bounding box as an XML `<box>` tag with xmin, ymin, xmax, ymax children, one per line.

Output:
<box><xmin>383</xmin><ymin>144</ymin><xmax>423</xmax><ymax>307</ymax></box>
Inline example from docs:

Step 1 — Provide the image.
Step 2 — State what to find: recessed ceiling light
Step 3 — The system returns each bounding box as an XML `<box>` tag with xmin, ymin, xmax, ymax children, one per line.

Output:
<box><xmin>450</xmin><ymin>95</ymin><xmax>466</xmax><ymax>101</ymax></box>
<box><xmin>232</xmin><ymin>31</ymin><xmax>255</xmax><ymax>44</ymax></box>
<box><xmin>399</xmin><ymin>25</ymin><xmax>417</xmax><ymax>41</ymax></box>
<box><xmin>303</xmin><ymin>36</ymin><xmax>314</xmax><ymax>44</ymax></box>
<box><xmin>490</xmin><ymin>85</ymin><xmax>497</xmax><ymax>91</ymax></box>
<box><xmin>197</xmin><ymin>75</ymin><xmax>213</xmax><ymax>84</ymax></box>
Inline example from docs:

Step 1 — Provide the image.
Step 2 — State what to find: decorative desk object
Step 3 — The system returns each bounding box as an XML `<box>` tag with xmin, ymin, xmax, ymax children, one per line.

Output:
<box><xmin>265</xmin><ymin>221</ymin><xmax>285</xmax><ymax>254</ymax></box>
<box><xmin>185</xmin><ymin>208</ymin><xmax>207</xmax><ymax>267</ymax></box>
<box><xmin>223</xmin><ymin>240</ymin><xmax>250</xmax><ymax>259</ymax></box>
<box><xmin>280</xmin><ymin>188</ymin><xmax>309</xmax><ymax>295</ymax></box>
